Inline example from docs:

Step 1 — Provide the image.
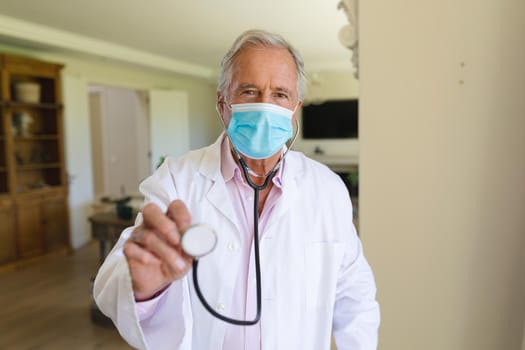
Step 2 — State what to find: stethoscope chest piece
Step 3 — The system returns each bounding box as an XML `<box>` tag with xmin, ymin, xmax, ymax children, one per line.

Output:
<box><xmin>181</xmin><ymin>224</ymin><xmax>218</xmax><ymax>258</ymax></box>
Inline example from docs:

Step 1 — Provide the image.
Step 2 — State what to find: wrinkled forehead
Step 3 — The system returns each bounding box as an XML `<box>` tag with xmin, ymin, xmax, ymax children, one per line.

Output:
<box><xmin>228</xmin><ymin>46</ymin><xmax>298</xmax><ymax>94</ymax></box>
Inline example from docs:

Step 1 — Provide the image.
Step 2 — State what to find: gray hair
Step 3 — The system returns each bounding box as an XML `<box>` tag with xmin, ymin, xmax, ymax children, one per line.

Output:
<box><xmin>217</xmin><ymin>29</ymin><xmax>307</xmax><ymax>102</ymax></box>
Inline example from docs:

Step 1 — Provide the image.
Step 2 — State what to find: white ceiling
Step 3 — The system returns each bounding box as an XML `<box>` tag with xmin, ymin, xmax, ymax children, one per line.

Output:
<box><xmin>0</xmin><ymin>0</ymin><xmax>352</xmax><ymax>77</ymax></box>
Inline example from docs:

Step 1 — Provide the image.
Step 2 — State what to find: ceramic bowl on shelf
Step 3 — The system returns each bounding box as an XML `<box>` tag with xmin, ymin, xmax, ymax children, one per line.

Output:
<box><xmin>14</xmin><ymin>81</ymin><xmax>41</xmax><ymax>103</ymax></box>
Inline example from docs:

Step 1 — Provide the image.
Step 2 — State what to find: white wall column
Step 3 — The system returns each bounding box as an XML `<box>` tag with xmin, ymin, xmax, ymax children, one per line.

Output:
<box><xmin>360</xmin><ymin>0</ymin><xmax>525</xmax><ymax>349</ymax></box>
<box><xmin>62</xmin><ymin>73</ymin><xmax>94</xmax><ymax>249</ymax></box>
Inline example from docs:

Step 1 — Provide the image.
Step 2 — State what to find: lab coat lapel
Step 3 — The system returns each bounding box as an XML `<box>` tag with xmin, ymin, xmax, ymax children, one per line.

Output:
<box><xmin>195</xmin><ymin>135</ymin><xmax>242</xmax><ymax>348</ymax></box>
<box><xmin>198</xmin><ymin>134</ymin><xmax>242</xmax><ymax>238</ymax></box>
<box><xmin>264</xmin><ymin>152</ymin><xmax>303</xmax><ymax>235</ymax></box>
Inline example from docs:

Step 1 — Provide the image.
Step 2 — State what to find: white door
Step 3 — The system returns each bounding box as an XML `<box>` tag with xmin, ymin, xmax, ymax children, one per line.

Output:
<box><xmin>89</xmin><ymin>85</ymin><xmax>151</xmax><ymax>197</ymax></box>
<box><xmin>62</xmin><ymin>74</ymin><xmax>95</xmax><ymax>249</ymax></box>
<box><xmin>149</xmin><ymin>89</ymin><xmax>189</xmax><ymax>172</ymax></box>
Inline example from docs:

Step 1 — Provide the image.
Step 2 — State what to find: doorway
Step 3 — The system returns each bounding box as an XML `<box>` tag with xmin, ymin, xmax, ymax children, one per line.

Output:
<box><xmin>88</xmin><ymin>84</ymin><xmax>150</xmax><ymax>198</ymax></box>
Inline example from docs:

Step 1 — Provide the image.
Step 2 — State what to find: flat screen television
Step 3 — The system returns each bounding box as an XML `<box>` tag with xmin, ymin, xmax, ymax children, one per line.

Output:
<box><xmin>301</xmin><ymin>99</ymin><xmax>358</xmax><ymax>139</ymax></box>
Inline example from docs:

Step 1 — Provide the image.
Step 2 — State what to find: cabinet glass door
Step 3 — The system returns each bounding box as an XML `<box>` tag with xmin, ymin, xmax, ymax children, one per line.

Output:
<box><xmin>10</xmin><ymin>106</ymin><xmax>63</xmax><ymax>193</ymax></box>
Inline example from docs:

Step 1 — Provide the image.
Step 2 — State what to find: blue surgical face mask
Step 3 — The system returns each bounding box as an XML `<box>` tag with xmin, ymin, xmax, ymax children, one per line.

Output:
<box><xmin>226</xmin><ymin>103</ymin><xmax>295</xmax><ymax>159</ymax></box>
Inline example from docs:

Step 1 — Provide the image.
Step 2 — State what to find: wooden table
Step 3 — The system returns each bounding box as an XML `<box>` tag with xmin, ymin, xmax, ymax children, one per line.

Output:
<box><xmin>89</xmin><ymin>211</ymin><xmax>134</xmax><ymax>264</ymax></box>
<box><xmin>88</xmin><ymin>211</ymin><xmax>134</xmax><ymax>328</ymax></box>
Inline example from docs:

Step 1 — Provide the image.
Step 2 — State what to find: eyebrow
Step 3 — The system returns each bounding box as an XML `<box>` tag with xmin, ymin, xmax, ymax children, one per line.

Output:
<box><xmin>235</xmin><ymin>83</ymin><xmax>257</xmax><ymax>91</ymax></box>
<box><xmin>235</xmin><ymin>83</ymin><xmax>293</xmax><ymax>95</ymax></box>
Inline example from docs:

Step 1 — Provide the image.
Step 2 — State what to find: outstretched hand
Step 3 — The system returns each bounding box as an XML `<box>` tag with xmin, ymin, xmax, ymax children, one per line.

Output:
<box><xmin>124</xmin><ymin>200</ymin><xmax>193</xmax><ymax>301</ymax></box>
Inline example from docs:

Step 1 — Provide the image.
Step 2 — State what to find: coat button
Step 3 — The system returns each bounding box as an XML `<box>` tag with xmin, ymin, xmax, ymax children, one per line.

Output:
<box><xmin>228</xmin><ymin>241</ymin><xmax>239</xmax><ymax>252</ymax></box>
<box><xmin>216</xmin><ymin>303</ymin><xmax>225</xmax><ymax>312</ymax></box>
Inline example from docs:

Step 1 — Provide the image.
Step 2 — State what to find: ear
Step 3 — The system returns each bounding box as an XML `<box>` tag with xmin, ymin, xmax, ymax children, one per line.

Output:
<box><xmin>216</xmin><ymin>91</ymin><xmax>230</xmax><ymax>125</ymax></box>
<box><xmin>292</xmin><ymin>100</ymin><xmax>303</xmax><ymax>125</ymax></box>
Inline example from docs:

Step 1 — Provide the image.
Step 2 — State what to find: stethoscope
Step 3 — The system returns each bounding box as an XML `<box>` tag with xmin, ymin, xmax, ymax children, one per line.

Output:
<box><xmin>179</xmin><ymin>102</ymin><xmax>299</xmax><ymax>326</ymax></box>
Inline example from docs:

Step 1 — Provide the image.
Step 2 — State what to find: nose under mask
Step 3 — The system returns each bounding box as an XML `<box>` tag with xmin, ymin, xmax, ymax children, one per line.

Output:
<box><xmin>226</xmin><ymin>102</ymin><xmax>294</xmax><ymax>159</ymax></box>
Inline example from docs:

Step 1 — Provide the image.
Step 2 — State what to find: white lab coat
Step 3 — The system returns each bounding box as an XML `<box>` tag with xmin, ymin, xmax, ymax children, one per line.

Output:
<box><xmin>94</xmin><ymin>135</ymin><xmax>380</xmax><ymax>350</ymax></box>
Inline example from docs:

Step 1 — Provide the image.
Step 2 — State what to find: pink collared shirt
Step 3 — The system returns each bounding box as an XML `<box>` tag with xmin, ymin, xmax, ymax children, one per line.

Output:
<box><xmin>220</xmin><ymin>138</ymin><xmax>284</xmax><ymax>350</ymax></box>
<box><xmin>136</xmin><ymin>137</ymin><xmax>284</xmax><ymax>350</ymax></box>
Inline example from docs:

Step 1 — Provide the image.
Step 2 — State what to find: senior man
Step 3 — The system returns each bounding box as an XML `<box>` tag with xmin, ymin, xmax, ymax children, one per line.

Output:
<box><xmin>94</xmin><ymin>29</ymin><xmax>380</xmax><ymax>350</ymax></box>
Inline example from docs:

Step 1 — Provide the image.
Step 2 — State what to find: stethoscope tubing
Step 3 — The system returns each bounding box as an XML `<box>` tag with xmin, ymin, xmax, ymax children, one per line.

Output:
<box><xmin>192</xmin><ymin>103</ymin><xmax>298</xmax><ymax>325</ymax></box>
<box><xmin>191</xmin><ymin>157</ymin><xmax>275</xmax><ymax>326</ymax></box>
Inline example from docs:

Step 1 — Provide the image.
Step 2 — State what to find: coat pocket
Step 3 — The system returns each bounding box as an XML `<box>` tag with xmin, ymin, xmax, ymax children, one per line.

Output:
<box><xmin>304</xmin><ymin>242</ymin><xmax>344</xmax><ymax>311</ymax></box>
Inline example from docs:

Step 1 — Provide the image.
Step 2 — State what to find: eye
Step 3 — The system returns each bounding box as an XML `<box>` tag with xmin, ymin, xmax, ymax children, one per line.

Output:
<box><xmin>274</xmin><ymin>92</ymin><xmax>289</xmax><ymax>100</ymax></box>
<box><xmin>241</xmin><ymin>89</ymin><xmax>257</xmax><ymax>96</ymax></box>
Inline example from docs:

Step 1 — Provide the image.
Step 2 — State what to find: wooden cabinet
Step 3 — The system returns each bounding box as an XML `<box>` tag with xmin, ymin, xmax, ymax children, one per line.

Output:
<box><xmin>43</xmin><ymin>191</ymin><xmax>69</xmax><ymax>251</ymax></box>
<box><xmin>16</xmin><ymin>194</ymin><xmax>45</xmax><ymax>258</ymax></box>
<box><xmin>15</xmin><ymin>191</ymin><xmax>69</xmax><ymax>258</ymax></box>
<box><xmin>0</xmin><ymin>197</ymin><xmax>17</xmax><ymax>264</ymax></box>
<box><xmin>0</xmin><ymin>53</ymin><xmax>69</xmax><ymax>264</ymax></box>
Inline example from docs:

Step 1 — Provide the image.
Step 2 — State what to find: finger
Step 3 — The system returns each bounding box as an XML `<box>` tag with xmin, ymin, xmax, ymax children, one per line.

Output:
<box><xmin>166</xmin><ymin>200</ymin><xmax>192</xmax><ymax>233</ymax></box>
<box><xmin>135</xmin><ymin>229</ymin><xmax>189</xmax><ymax>273</ymax></box>
<box><xmin>141</xmin><ymin>203</ymin><xmax>180</xmax><ymax>245</ymax></box>
<box><xmin>124</xmin><ymin>242</ymin><xmax>168</xmax><ymax>300</ymax></box>
<box><xmin>129</xmin><ymin>226</ymin><xmax>145</xmax><ymax>242</ymax></box>
<box><xmin>124</xmin><ymin>240</ymin><xmax>161</xmax><ymax>265</ymax></box>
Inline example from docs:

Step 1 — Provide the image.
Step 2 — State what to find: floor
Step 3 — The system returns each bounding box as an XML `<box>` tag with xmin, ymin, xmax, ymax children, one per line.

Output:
<box><xmin>0</xmin><ymin>241</ymin><xmax>341</xmax><ymax>350</ymax></box>
<box><xmin>0</xmin><ymin>241</ymin><xmax>132</xmax><ymax>350</ymax></box>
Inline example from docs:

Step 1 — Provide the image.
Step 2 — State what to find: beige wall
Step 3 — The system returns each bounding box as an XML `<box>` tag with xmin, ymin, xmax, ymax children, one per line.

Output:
<box><xmin>360</xmin><ymin>0</ymin><xmax>525</xmax><ymax>349</ymax></box>
<box><xmin>295</xmin><ymin>70</ymin><xmax>361</xmax><ymax>157</ymax></box>
<box><xmin>57</xmin><ymin>55</ymin><xmax>221</xmax><ymax>150</ymax></box>
<box><xmin>0</xmin><ymin>44</ymin><xmax>220</xmax><ymax>149</ymax></box>
<box><xmin>304</xmin><ymin>71</ymin><xmax>359</xmax><ymax>101</ymax></box>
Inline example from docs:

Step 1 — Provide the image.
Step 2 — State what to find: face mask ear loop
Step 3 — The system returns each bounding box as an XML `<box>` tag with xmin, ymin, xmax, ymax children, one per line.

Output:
<box><xmin>215</xmin><ymin>101</ymin><xmax>245</xmax><ymax>161</ymax></box>
<box><xmin>216</xmin><ymin>101</ymin><xmax>272</xmax><ymax>178</ymax></box>
<box><xmin>215</xmin><ymin>101</ymin><xmax>230</xmax><ymax>130</ymax></box>
<box><xmin>281</xmin><ymin>116</ymin><xmax>300</xmax><ymax>160</ymax></box>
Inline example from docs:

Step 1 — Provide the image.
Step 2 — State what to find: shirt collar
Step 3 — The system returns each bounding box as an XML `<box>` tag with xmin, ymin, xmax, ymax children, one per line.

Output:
<box><xmin>220</xmin><ymin>135</ymin><xmax>284</xmax><ymax>189</ymax></box>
